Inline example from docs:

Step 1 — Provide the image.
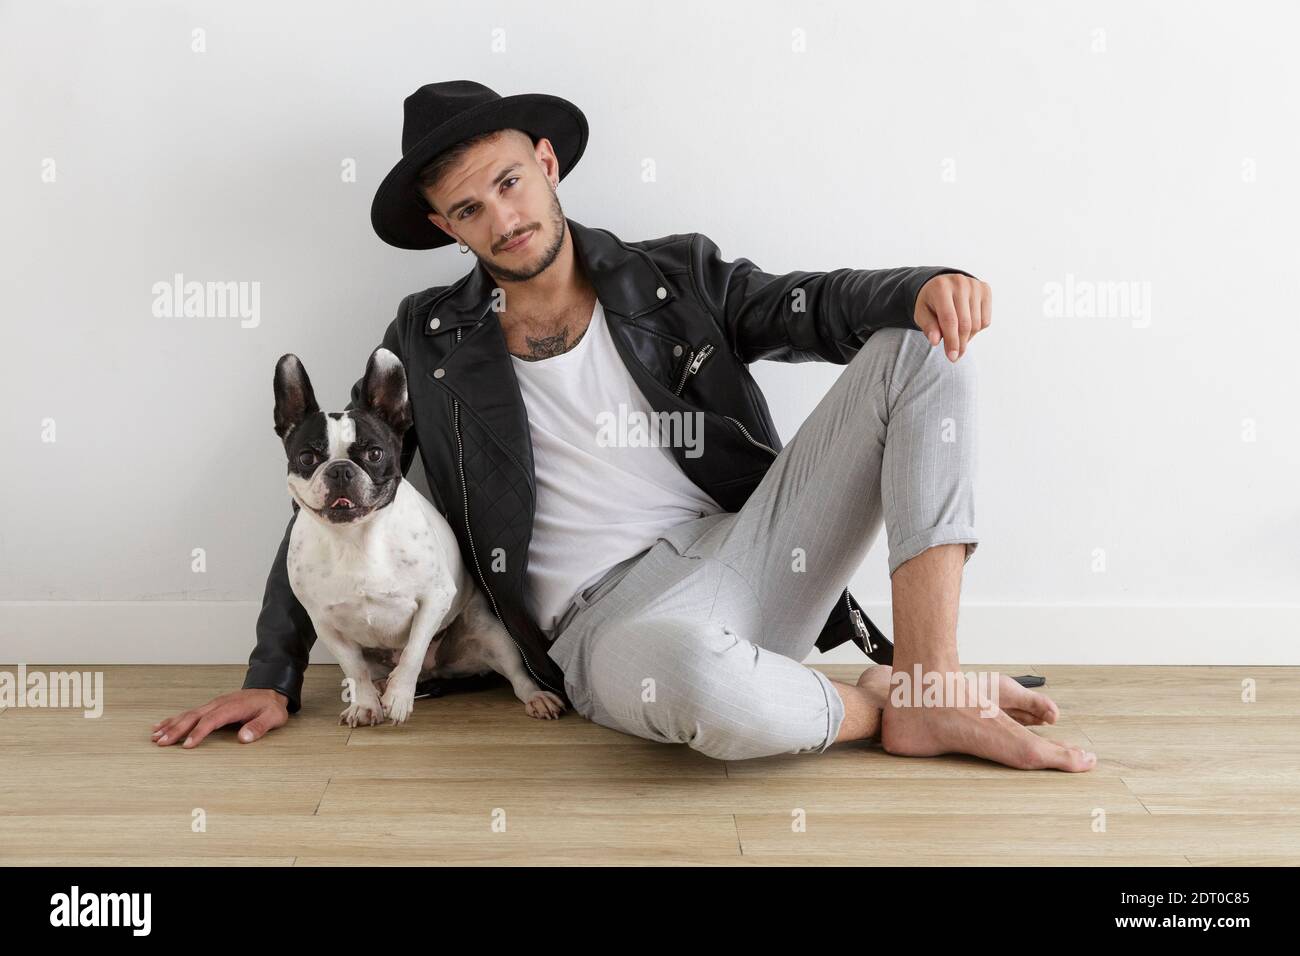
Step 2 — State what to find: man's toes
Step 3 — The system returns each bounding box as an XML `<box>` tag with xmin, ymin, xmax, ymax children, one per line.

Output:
<box><xmin>1039</xmin><ymin>741</ymin><xmax>1096</xmax><ymax>773</ymax></box>
<box><xmin>999</xmin><ymin>676</ymin><xmax>1059</xmax><ymax>724</ymax></box>
<box><xmin>1036</xmin><ymin>695</ymin><xmax>1061</xmax><ymax>724</ymax></box>
<box><xmin>1004</xmin><ymin>707</ymin><xmax>1045</xmax><ymax>726</ymax></box>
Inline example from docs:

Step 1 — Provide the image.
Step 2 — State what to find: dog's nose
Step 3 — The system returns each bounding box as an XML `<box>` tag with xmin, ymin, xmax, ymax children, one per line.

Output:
<box><xmin>325</xmin><ymin>460</ymin><xmax>357</xmax><ymax>484</ymax></box>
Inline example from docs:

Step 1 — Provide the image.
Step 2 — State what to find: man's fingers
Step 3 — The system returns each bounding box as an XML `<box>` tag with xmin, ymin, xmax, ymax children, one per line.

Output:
<box><xmin>152</xmin><ymin>701</ymin><xmax>215</xmax><ymax>742</ymax></box>
<box><xmin>181</xmin><ymin>706</ymin><xmax>249</xmax><ymax>749</ymax></box>
<box><xmin>938</xmin><ymin>296</ymin><xmax>961</xmax><ymax>361</ymax></box>
<box><xmin>154</xmin><ymin>712</ymin><xmax>202</xmax><ymax>746</ymax></box>
<box><xmin>237</xmin><ymin>718</ymin><xmax>268</xmax><ymax>744</ymax></box>
<box><xmin>925</xmin><ymin>317</ymin><xmax>942</xmax><ymax>347</ymax></box>
<box><xmin>969</xmin><ymin>289</ymin><xmax>983</xmax><ymax>342</ymax></box>
<box><xmin>913</xmin><ymin>308</ymin><xmax>940</xmax><ymax>346</ymax></box>
<box><xmin>916</xmin><ymin>274</ymin><xmax>992</xmax><ymax>357</ymax></box>
<box><xmin>954</xmin><ymin>292</ymin><xmax>973</xmax><ymax>358</ymax></box>
<box><xmin>238</xmin><ymin>706</ymin><xmax>287</xmax><ymax>744</ymax></box>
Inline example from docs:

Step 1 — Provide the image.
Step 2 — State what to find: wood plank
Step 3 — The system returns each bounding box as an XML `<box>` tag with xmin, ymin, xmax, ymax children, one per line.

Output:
<box><xmin>3</xmin><ymin>663</ymin><xmax>1298</xmax><ymax>865</ymax></box>
<box><xmin>1017</xmin><ymin>665</ymin><xmax>1300</xmax><ymax>717</ymax></box>
<box><xmin>0</xmin><ymin>812</ymin><xmax>742</xmax><ymax>864</ymax></box>
<box><xmin>1120</xmin><ymin>777</ymin><xmax>1300</xmax><ymax>815</ymax></box>
<box><xmin>733</xmin><ymin>812</ymin><xmax>1300</xmax><ymax>863</ymax></box>
<box><xmin>315</xmin><ymin>774</ymin><xmax>1147</xmax><ymax>817</ymax></box>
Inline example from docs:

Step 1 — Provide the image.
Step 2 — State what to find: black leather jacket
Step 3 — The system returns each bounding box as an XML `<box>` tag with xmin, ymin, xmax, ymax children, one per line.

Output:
<box><xmin>245</xmin><ymin>217</ymin><xmax>971</xmax><ymax>712</ymax></box>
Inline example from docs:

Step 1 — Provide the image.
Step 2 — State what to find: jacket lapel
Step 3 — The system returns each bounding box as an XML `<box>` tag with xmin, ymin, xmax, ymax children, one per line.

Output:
<box><xmin>423</xmin><ymin>217</ymin><xmax>685</xmax><ymax>494</ymax></box>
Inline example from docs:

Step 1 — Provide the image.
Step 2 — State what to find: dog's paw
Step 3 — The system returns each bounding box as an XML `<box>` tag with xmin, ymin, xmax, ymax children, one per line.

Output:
<box><xmin>381</xmin><ymin>679</ymin><xmax>417</xmax><ymax>724</ymax></box>
<box><xmin>339</xmin><ymin>699</ymin><xmax>384</xmax><ymax>728</ymax></box>
<box><xmin>524</xmin><ymin>691</ymin><xmax>566</xmax><ymax>720</ymax></box>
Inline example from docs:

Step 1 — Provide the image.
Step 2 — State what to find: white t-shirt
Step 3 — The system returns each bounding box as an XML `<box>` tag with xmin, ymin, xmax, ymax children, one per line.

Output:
<box><xmin>510</xmin><ymin>298</ymin><xmax>724</xmax><ymax>637</ymax></box>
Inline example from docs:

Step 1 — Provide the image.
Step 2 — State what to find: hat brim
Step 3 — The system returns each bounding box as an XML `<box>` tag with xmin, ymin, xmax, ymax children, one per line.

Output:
<box><xmin>370</xmin><ymin>93</ymin><xmax>588</xmax><ymax>251</ymax></box>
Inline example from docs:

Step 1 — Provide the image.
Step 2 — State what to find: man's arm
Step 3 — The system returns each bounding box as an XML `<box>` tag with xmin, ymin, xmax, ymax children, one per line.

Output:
<box><xmin>241</xmin><ymin>295</ymin><xmax>419</xmax><ymax>713</ymax></box>
<box><xmin>687</xmin><ymin>232</ymin><xmax>977</xmax><ymax>364</ymax></box>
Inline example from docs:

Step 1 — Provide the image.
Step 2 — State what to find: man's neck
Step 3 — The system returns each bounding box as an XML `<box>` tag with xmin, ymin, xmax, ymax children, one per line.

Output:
<box><xmin>490</xmin><ymin>222</ymin><xmax>598</xmax><ymax>360</ymax></box>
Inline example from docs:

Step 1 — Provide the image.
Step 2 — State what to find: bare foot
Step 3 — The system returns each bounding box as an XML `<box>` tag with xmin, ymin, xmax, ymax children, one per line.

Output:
<box><xmin>856</xmin><ymin>664</ymin><xmax>893</xmax><ymax>707</ymax></box>
<box><xmin>998</xmin><ymin>674</ymin><xmax>1059</xmax><ymax>726</ymax></box>
<box><xmin>881</xmin><ymin>678</ymin><xmax>1096</xmax><ymax>772</ymax></box>
<box><xmin>849</xmin><ymin>664</ymin><xmax>893</xmax><ymax>741</ymax></box>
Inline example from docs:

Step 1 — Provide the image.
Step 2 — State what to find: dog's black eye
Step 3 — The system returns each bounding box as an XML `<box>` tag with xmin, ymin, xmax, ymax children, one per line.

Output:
<box><xmin>364</xmin><ymin>447</ymin><xmax>384</xmax><ymax>463</ymax></box>
<box><xmin>297</xmin><ymin>451</ymin><xmax>317</xmax><ymax>469</ymax></box>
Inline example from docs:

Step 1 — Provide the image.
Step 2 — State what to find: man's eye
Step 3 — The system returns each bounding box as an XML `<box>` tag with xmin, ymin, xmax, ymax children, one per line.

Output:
<box><xmin>458</xmin><ymin>178</ymin><xmax>518</xmax><ymax>219</ymax></box>
<box><xmin>365</xmin><ymin>448</ymin><xmax>384</xmax><ymax>463</ymax></box>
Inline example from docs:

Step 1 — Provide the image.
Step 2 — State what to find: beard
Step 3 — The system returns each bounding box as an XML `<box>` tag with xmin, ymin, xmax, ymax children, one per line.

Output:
<box><xmin>477</xmin><ymin>183</ymin><xmax>567</xmax><ymax>284</ymax></box>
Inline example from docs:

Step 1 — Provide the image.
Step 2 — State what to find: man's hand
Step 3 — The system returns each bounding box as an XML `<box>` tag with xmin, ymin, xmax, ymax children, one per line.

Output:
<box><xmin>151</xmin><ymin>688</ymin><xmax>289</xmax><ymax>749</ymax></box>
<box><xmin>913</xmin><ymin>273</ymin><xmax>992</xmax><ymax>362</ymax></box>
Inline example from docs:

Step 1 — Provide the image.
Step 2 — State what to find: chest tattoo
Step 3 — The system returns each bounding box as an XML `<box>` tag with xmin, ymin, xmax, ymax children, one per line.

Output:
<box><xmin>515</xmin><ymin>322</ymin><xmax>588</xmax><ymax>361</ymax></box>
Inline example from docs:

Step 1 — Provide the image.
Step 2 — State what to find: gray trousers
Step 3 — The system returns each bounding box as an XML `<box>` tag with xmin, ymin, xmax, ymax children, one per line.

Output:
<box><xmin>545</xmin><ymin>327</ymin><xmax>979</xmax><ymax>760</ymax></box>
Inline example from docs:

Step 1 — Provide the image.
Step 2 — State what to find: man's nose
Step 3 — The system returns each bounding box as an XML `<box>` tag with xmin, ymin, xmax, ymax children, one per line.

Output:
<box><xmin>496</xmin><ymin>218</ymin><xmax>523</xmax><ymax>245</ymax></box>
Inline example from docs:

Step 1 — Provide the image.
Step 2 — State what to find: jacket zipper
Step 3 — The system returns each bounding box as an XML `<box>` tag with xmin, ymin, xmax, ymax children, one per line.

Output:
<box><xmin>846</xmin><ymin>589</ymin><xmax>875</xmax><ymax>652</ymax></box>
<box><xmin>450</xmin><ymin>326</ymin><xmax>561</xmax><ymax>695</ymax></box>
<box><xmin>722</xmin><ymin>414</ymin><xmax>778</xmax><ymax>457</ymax></box>
<box><xmin>673</xmin><ymin>342</ymin><xmax>714</xmax><ymax>396</ymax></box>
<box><xmin>671</xmin><ymin>342</ymin><xmax>775</xmax><ymax>456</ymax></box>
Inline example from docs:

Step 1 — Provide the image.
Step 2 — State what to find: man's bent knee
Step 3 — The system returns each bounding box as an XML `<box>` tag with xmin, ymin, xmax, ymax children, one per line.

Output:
<box><xmin>584</xmin><ymin>620</ymin><xmax>833</xmax><ymax>761</ymax></box>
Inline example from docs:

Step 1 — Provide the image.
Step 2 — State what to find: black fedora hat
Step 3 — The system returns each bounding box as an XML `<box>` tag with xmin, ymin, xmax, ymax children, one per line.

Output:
<box><xmin>370</xmin><ymin>80</ymin><xmax>588</xmax><ymax>250</ymax></box>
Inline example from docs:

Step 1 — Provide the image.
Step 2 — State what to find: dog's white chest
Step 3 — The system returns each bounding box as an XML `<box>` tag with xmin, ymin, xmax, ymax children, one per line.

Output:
<box><xmin>286</xmin><ymin>481</ymin><xmax>460</xmax><ymax>649</ymax></box>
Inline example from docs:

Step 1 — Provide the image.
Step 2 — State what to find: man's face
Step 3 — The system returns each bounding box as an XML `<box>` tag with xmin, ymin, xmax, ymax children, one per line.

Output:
<box><xmin>424</xmin><ymin>130</ymin><xmax>567</xmax><ymax>283</ymax></box>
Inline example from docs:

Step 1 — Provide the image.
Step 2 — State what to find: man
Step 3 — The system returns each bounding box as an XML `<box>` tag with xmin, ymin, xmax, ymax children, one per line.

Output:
<box><xmin>154</xmin><ymin>81</ymin><xmax>1094</xmax><ymax>772</ymax></box>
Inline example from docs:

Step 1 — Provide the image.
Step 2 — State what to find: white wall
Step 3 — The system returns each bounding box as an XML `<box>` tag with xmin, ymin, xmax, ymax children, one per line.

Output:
<box><xmin>3</xmin><ymin>0</ymin><xmax>1297</xmax><ymax>666</ymax></box>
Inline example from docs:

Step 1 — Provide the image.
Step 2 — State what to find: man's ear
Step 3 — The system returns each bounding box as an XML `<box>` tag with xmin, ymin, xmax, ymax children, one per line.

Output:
<box><xmin>427</xmin><ymin>212</ymin><xmax>457</xmax><ymax>243</ymax></box>
<box><xmin>361</xmin><ymin>347</ymin><xmax>412</xmax><ymax>434</ymax></box>
<box><xmin>273</xmin><ymin>354</ymin><xmax>319</xmax><ymax>440</ymax></box>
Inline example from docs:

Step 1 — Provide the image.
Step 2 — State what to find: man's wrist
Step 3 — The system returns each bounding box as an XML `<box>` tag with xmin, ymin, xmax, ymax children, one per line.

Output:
<box><xmin>247</xmin><ymin>687</ymin><xmax>290</xmax><ymax>708</ymax></box>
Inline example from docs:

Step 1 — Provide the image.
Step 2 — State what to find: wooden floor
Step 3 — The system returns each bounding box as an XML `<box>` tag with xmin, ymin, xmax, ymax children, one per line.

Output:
<box><xmin>2</xmin><ymin>663</ymin><xmax>1298</xmax><ymax>866</ymax></box>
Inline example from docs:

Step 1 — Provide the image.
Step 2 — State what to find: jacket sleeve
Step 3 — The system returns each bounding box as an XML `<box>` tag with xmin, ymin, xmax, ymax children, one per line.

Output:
<box><xmin>242</xmin><ymin>295</ymin><xmax>419</xmax><ymax>713</ymax></box>
<box><xmin>688</xmin><ymin>232</ymin><xmax>976</xmax><ymax>365</ymax></box>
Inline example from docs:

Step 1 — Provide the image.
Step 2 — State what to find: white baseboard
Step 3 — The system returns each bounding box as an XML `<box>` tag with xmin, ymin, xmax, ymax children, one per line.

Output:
<box><xmin>2</xmin><ymin>601</ymin><xmax>1298</xmax><ymax>666</ymax></box>
<box><xmin>807</xmin><ymin>602</ymin><xmax>1300</xmax><ymax>665</ymax></box>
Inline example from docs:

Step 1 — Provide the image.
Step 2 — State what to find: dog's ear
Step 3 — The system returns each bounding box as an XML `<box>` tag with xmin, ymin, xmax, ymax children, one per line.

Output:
<box><xmin>273</xmin><ymin>354</ymin><xmax>320</xmax><ymax>440</ymax></box>
<box><xmin>361</xmin><ymin>347</ymin><xmax>412</xmax><ymax>434</ymax></box>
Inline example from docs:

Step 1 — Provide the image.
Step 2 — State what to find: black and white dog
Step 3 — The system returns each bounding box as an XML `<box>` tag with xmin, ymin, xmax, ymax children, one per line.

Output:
<box><xmin>272</xmin><ymin>347</ymin><xmax>565</xmax><ymax>727</ymax></box>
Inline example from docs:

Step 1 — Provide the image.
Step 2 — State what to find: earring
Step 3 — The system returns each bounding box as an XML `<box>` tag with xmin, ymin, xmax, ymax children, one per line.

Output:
<box><xmin>458</xmin><ymin>241</ymin><xmax>469</xmax><ymax>254</ymax></box>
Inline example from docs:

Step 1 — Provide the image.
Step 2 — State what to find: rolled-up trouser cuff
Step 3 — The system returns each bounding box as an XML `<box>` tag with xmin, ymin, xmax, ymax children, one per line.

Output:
<box><xmin>809</xmin><ymin>666</ymin><xmax>847</xmax><ymax>753</ymax></box>
<box><xmin>889</xmin><ymin>525</ymin><xmax>980</xmax><ymax>577</ymax></box>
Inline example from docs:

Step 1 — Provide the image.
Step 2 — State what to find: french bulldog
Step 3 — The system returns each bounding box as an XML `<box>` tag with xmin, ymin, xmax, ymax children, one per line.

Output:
<box><xmin>272</xmin><ymin>347</ymin><xmax>566</xmax><ymax>727</ymax></box>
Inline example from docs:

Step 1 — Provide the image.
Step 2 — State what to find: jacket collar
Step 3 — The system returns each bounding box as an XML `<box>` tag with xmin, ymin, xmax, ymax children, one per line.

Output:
<box><xmin>421</xmin><ymin>218</ymin><xmax>680</xmax><ymax>503</ymax></box>
<box><xmin>421</xmin><ymin>217</ymin><xmax>675</xmax><ymax>335</ymax></box>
